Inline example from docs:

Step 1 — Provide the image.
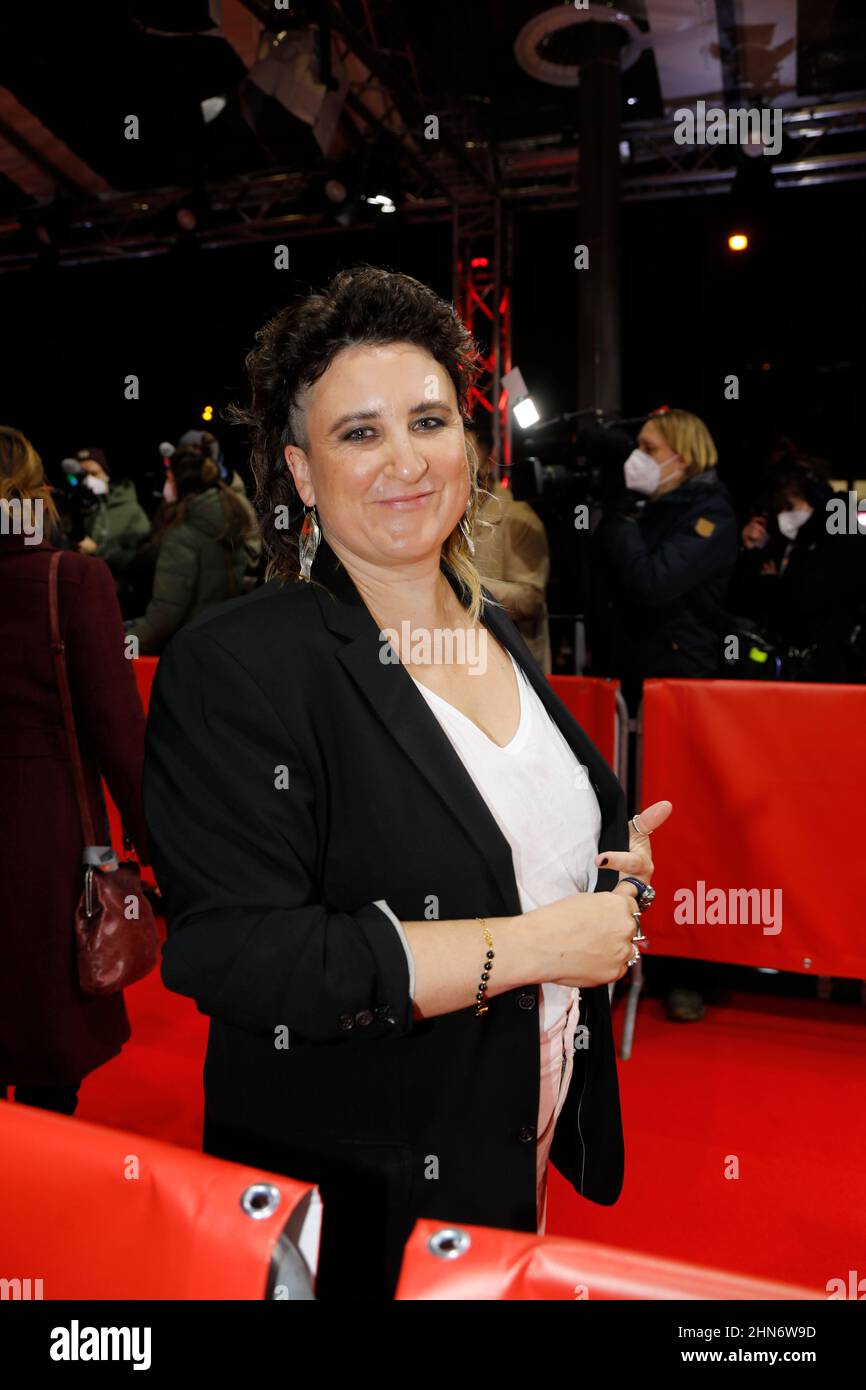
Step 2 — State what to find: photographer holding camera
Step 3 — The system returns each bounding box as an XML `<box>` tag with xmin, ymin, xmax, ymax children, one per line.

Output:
<box><xmin>58</xmin><ymin>448</ymin><xmax>150</xmax><ymax>616</ymax></box>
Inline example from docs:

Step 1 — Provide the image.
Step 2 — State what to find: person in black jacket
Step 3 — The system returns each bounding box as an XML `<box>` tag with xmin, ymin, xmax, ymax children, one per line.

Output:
<box><xmin>587</xmin><ymin>408</ymin><xmax>738</xmax><ymax>1023</ymax></box>
<box><xmin>588</xmin><ymin>407</ymin><xmax>739</xmax><ymax>715</ymax></box>
<box><xmin>143</xmin><ymin>266</ymin><xmax>671</xmax><ymax>1300</ymax></box>
<box><xmin>728</xmin><ymin>456</ymin><xmax>866</xmax><ymax>683</ymax></box>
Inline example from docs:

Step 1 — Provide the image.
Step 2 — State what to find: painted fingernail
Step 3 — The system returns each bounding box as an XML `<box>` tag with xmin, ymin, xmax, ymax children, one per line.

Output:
<box><xmin>599</xmin><ymin>857</ymin><xmax>608</xmax><ymax>866</ymax></box>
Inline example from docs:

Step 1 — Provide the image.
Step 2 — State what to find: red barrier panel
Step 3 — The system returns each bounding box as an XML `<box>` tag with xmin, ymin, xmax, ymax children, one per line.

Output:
<box><xmin>395</xmin><ymin>1218</ymin><xmax>823</xmax><ymax>1300</ymax></box>
<box><xmin>0</xmin><ymin>1101</ymin><xmax>317</xmax><ymax>1299</ymax></box>
<box><xmin>131</xmin><ymin>654</ymin><xmax>159</xmax><ymax>710</ymax></box>
<box><xmin>640</xmin><ymin>679</ymin><xmax>866</xmax><ymax>978</ymax></box>
<box><xmin>547</xmin><ymin>675</ymin><xmax>621</xmax><ymax>768</ymax></box>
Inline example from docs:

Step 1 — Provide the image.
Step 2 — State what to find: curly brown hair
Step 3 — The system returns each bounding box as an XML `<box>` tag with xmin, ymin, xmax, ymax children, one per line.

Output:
<box><xmin>226</xmin><ymin>264</ymin><xmax>489</xmax><ymax>618</ymax></box>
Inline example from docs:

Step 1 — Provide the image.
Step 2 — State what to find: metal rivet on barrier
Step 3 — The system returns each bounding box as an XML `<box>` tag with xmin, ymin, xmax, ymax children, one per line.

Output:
<box><xmin>240</xmin><ymin>1183</ymin><xmax>282</xmax><ymax>1219</ymax></box>
<box><xmin>428</xmin><ymin>1227</ymin><xmax>471</xmax><ymax>1260</ymax></box>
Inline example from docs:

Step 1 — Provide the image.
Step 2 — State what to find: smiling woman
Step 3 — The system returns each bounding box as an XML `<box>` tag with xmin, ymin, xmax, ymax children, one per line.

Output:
<box><xmin>227</xmin><ymin>264</ymin><xmax>488</xmax><ymax>620</ymax></box>
<box><xmin>144</xmin><ymin>266</ymin><xmax>667</xmax><ymax>1300</ymax></box>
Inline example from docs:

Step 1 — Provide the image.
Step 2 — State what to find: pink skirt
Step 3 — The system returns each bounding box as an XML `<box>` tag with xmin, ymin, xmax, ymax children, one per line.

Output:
<box><xmin>536</xmin><ymin>989</ymin><xmax>581</xmax><ymax>1233</ymax></box>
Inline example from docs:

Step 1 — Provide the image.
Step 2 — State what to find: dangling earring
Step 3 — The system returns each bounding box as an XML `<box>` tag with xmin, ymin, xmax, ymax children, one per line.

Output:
<box><xmin>299</xmin><ymin>505</ymin><xmax>321</xmax><ymax>581</ymax></box>
<box><xmin>459</xmin><ymin>512</ymin><xmax>475</xmax><ymax>557</ymax></box>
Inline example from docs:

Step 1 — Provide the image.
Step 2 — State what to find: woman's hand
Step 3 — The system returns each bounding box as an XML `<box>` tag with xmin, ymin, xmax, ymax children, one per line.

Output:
<box><xmin>524</xmin><ymin>885</ymin><xmax>644</xmax><ymax>989</ymax></box>
<box><xmin>742</xmin><ymin>515</ymin><xmax>768</xmax><ymax>550</ymax></box>
<box><xmin>505</xmin><ymin>802</ymin><xmax>676</xmax><ymax>990</ymax></box>
<box><xmin>593</xmin><ymin>798</ymin><xmax>672</xmax><ymax>887</ymax></box>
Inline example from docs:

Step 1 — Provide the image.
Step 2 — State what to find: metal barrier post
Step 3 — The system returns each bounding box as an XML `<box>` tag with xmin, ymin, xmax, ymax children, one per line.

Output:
<box><xmin>618</xmin><ymin>695</ymin><xmax>644</xmax><ymax>1060</ymax></box>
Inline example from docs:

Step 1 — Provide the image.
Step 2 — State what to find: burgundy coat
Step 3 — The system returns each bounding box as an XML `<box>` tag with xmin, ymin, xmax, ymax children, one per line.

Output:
<box><xmin>0</xmin><ymin>534</ymin><xmax>150</xmax><ymax>1085</ymax></box>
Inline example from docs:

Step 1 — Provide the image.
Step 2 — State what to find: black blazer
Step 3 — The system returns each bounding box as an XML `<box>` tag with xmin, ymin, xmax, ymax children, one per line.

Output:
<box><xmin>143</xmin><ymin>536</ymin><xmax>627</xmax><ymax>1299</ymax></box>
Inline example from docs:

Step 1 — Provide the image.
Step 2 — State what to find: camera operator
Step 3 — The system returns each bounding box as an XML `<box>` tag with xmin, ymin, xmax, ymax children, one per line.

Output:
<box><xmin>63</xmin><ymin>447</ymin><xmax>150</xmax><ymax>590</ymax></box>
<box><xmin>728</xmin><ymin>456</ymin><xmax>866</xmax><ymax>683</ymax></box>
<box><xmin>587</xmin><ymin>407</ymin><xmax>739</xmax><ymax>715</ymax></box>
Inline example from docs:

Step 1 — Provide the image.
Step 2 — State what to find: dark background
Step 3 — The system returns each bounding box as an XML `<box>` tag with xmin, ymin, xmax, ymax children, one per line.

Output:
<box><xmin>2</xmin><ymin>180</ymin><xmax>861</xmax><ymax>516</ymax></box>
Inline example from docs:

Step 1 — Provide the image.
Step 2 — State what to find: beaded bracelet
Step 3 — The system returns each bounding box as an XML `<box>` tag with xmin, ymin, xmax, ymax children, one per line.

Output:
<box><xmin>474</xmin><ymin>918</ymin><xmax>495</xmax><ymax>1017</ymax></box>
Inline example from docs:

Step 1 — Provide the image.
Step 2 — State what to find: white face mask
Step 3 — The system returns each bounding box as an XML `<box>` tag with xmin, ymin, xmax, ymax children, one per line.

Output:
<box><xmin>83</xmin><ymin>474</ymin><xmax>108</xmax><ymax>496</ymax></box>
<box><xmin>163</xmin><ymin>478</ymin><xmax>177</xmax><ymax>504</ymax></box>
<box><xmin>623</xmin><ymin>448</ymin><xmax>679</xmax><ymax>496</ymax></box>
<box><xmin>777</xmin><ymin>507</ymin><xmax>812</xmax><ymax>540</ymax></box>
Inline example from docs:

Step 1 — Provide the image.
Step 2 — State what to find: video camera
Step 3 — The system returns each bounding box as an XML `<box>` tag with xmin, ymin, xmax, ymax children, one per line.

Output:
<box><xmin>513</xmin><ymin>408</ymin><xmax>646</xmax><ymax>506</ymax></box>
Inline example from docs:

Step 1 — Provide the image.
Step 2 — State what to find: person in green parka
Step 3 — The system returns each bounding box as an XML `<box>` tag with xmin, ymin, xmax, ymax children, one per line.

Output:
<box><xmin>75</xmin><ymin>447</ymin><xmax>151</xmax><ymax>574</ymax></box>
<box><xmin>127</xmin><ymin>446</ymin><xmax>258</xmax><ymax>655</ymax></box>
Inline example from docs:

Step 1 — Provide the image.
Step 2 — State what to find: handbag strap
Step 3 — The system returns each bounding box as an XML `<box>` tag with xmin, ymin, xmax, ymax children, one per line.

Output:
<box><xmin>48</xmin><ymin>550</ymin><xmax>97</xmax><ymax>847</ymax></box>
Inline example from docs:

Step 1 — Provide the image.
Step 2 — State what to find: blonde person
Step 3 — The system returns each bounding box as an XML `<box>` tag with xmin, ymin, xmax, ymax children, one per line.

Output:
<box><xmin>467</xmin><ymin>416</ymin><xmax>553</xmax><ymax>674</ymax></box>
<box><xmin>590</xmin><ymin>406</ymin><xmax>739</xmax><ymax>719</ymax></box>
<box><xmin>143</xmin><ymin>267</ymin><xmax>671</xmax><ymax>1300</ymax></box>
<box><xmin>590</xmin><ymin>407</ymin><xmax>737</xmax><ymax>1023</ymax></box>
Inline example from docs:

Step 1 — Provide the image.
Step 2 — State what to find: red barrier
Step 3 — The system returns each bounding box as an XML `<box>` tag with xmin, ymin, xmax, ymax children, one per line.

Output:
<box><xmin>131</xmin><ymin>654</ymin><xmax>159</xmax><ymax>710</ymax></box>
<box><xmin>395</xmin><ymin>1218</ymin><xmax>823</xmax><ymax>1300</ymax></box>
<box><xmin>0</xmin><ymin>1101</ymin><xmax>317</xmax><ymax>1299</ymax></box>
<box><xmin>548</xmin><ymin>675</ymin><xmax>622</xmax><ymax>769</ymax></box>
<box><xmin>640</xmin><ymin>679</ymin><xmax>866</xmax><ymax>978</ymax></box>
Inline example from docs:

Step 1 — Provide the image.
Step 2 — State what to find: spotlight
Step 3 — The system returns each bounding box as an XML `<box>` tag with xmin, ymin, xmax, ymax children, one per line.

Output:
<box><xmin>365</xmin><ymin>193</ymin><xmax>396</xmax><ymax>214</ymax></box>
<box><xmin>513</xmin><ymin>397</ymin><xmax>541</xmax><ymax>428</ymax></box>
<box><xmin>728</xmin><ymin>233</ymin><xmax>749</xmax><ymax>252</ymax></box>
<box><xmin>503</xmin><ymin>367</ymin><xmax>541</xmax><ymax>429</ymax></box>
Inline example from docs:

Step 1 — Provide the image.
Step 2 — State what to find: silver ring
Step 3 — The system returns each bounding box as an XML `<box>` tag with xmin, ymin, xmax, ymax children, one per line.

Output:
<box><xmin>623</xmin><ymin>876</ymin><xmax>656</xmax><ymax>912</ymax></box>
<box><xmin>631</xmin><ymin>814</ymin><xmax>649</xmax><ymax>836</ymax></box>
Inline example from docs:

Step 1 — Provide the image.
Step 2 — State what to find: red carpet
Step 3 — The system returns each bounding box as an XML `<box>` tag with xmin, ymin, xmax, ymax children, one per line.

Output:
<box><xmin>550</xmin><ymin>989</ymin><xmax>866</xmax><ymax>1292</ymax></box>
<box><xmin>77</xmin><ymin>931</ymin><xmax>866</xmax><ymax>1294</ymax></box>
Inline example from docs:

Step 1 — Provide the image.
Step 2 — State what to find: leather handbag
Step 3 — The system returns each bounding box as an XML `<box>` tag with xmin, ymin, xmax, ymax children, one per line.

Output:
<box><xmin>48</xmin><ymin>550</ymin><xmax>159</xmax><ymax>996</ymax></box>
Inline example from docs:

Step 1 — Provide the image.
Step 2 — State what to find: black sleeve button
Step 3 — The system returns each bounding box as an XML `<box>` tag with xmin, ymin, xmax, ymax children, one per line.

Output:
<box><xmin>517</xmin><ymin>993</ymin><xmax>536</xmax><ymax>1011</ymax></box>
<box><xmin>338</xmin><ymin>1013</ymin><xmax>354</xmax><ymax>1030</ymax></box>
<box><xmin>355</xmin><ymin>1009</ymin><xmax>374</xmax><ymax>1026</ymax></box>
<box><xmin>517</xmin><ymin>1125</ymin><xmax>537</xmax><ymax>1143</ymax></box>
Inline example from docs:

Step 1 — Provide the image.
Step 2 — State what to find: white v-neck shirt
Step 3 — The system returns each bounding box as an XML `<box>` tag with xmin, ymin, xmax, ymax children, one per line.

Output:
<box><xmin>407</xmin><ymin>650</ymin><xmax>602</xmax><ymax>1032</ymax></box>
